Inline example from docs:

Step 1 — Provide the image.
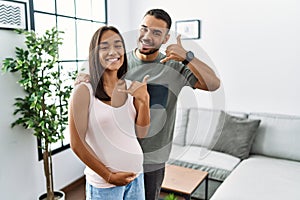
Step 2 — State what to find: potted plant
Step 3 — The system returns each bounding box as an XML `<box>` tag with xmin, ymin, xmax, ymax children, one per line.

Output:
<box><xmin>1</xmin><ymin>27</ymin><xmax>76</xmax><ymax>200</ymax></box>
<box><xmin>164</xmin><ymin>193</ymin><xmax>178</xmax><ymax>200</ymax></box>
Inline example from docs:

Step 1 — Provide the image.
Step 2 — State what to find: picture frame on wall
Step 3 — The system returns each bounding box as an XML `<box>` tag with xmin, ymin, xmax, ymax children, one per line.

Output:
<box><xmin>175</xmin><ymin>19</ymin><xmax>201</xmax><ymax>40</ymax></box>
<box><xmin>0</xmin><ymin>0</ymin><xmax>28</xmax><ymax>30</ymax></box>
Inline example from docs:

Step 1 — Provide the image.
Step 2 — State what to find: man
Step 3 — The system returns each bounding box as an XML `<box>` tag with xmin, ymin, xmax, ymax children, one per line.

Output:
<box><xmin>77</xmin><ymin>8</ymin><xmax>220</xmax><ymax>200</ymax></box>
<box><xmin>125</xmin><ymin>9</ymin><xmax>220</xmax><ymax>200</ymax></box>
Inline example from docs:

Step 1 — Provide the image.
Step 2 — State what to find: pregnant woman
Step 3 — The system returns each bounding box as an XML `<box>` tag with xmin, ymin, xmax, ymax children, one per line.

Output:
<box><xmin>68</xmin><ymin>25</ymin><xmax>150</xmax><ymax>200</ymax></box>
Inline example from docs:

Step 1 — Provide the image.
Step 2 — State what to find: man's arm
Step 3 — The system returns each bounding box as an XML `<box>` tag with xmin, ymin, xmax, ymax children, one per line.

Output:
<box><xmin>160</xmin><ymin>35</ymin><xmax>220</xmax><ymax>91</ymax></box>
<box><xmin>185</xmin><ymin>57</ymin><xmax>220</xmax><ymax>91</ymax></box>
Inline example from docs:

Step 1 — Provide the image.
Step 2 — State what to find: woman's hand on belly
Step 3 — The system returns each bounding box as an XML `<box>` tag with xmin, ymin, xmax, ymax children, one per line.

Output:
<box><xmin>109</xmin><ymin>171</ymin><xmax>137</xmax><ymax>186</ymax></box>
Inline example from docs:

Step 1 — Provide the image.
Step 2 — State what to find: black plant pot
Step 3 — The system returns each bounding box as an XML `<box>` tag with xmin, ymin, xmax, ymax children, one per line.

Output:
<box><xmin>38</xmin><ymin>191</ymin><xmax>65</xmax><ymax>200</ymax></box>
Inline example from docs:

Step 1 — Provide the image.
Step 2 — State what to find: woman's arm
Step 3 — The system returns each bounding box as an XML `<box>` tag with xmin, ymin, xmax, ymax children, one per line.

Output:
<box><xmin>134</xmin><ymin>91</ymin><xmax>150</xmax><ymax>138</ymax></box>
<box><xmin>69</xmin><ymin>84</ymin><xmax>136</xmax><ymax>186</ymax></box>
<box><xmin>118</xmin><ymin>76</ymin><xmax>150</xmax><ymax>138</ymax></box>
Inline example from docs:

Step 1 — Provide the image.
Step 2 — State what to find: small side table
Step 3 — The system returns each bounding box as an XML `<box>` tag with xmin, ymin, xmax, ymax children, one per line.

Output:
<box><xmin>161</xmin><ymin>164</ymin><xmax>209</xmax><ymax>200</ymax></box>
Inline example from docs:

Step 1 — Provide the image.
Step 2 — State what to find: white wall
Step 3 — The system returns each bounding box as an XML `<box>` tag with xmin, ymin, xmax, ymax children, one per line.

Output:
<box><xmin>1</xmin><ymin>0</ymin><xmax>299</xmax><ymax>198</ymax></box>
<box><xmin>108</xmin><ymin>0</ymin><xmax>300</xmax><ymax>115</ymax></box>
<box><xmin>0</xmin><ymin>1</ymin><xmax>85</xmax><ymax>199</ymax></box>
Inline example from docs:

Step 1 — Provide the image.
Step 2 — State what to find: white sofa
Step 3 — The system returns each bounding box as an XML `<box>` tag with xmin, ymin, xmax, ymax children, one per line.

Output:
<box><xmin>168</xmin><ymin>108</ymin><xmax>300</xmax><ymax>200</ymax></box>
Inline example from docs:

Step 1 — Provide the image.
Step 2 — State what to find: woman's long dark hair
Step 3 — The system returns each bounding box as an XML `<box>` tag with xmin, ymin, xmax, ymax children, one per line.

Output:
<box><xmin>89</xmin><ymin>26</ymin><xmax>128</xmax><ymax>101</ymax></box>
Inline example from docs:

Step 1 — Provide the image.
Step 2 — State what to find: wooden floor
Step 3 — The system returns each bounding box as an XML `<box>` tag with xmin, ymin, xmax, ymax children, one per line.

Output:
<box><xmin>62</xmin><ymin>177</ymin><xmax>86</xmax><ymax>200</ymax></box>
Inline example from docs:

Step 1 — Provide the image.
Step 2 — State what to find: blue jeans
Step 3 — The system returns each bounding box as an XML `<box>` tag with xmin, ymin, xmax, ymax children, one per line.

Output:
<box><xmin>86</xmin><ymin>174</ymin><xmax>145</xmax><ymax>200</ymax></box>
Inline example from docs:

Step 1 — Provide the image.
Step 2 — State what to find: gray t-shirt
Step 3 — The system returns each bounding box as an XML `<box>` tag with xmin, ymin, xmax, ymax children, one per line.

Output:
<box><xmin>126</xmin><ymin>50</ymin><xmax>198</xmax><ymax>164</ymax></box>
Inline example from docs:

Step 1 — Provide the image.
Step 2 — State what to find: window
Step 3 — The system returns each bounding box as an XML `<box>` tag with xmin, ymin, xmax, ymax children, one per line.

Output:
<box><xmin>29</xmin><ymin>0</ymin><xmax>107</xmax><ymax>160</ymax></box>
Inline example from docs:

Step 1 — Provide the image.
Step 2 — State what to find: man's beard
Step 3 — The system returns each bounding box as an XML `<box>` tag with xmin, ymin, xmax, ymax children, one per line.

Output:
<box><xmin>138</xmin><ymin>48</ymin><xmax>159</xmax><ymax>55</ymax></box>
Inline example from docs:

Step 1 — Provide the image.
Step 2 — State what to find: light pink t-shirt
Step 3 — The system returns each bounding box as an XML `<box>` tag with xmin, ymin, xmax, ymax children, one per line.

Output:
<box><xmin>80</xmin><ymin>81</ymin><xmax>143</xmax><ymax>188</ymax></box>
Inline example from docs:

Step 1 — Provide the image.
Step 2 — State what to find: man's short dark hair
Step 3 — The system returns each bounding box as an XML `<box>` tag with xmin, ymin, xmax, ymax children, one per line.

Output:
<box><xmin>144</xmin><ymin>9</ymin><xmax>172</xmax><ymax>30</ymax></box>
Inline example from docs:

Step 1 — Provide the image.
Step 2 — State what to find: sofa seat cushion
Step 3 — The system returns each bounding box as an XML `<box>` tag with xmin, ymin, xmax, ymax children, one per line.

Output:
<box><xmin>210</xmin><ymin>155</ymin><xmax>300</xmax><ymax>200</ymax></box>
<box><xmin>168</xmin><ymin>144</ymin><xmax>241</xmax><ymax>181</ymax></box>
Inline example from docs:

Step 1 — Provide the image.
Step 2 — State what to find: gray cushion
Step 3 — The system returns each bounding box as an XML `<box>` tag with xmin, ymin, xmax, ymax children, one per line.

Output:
<box><xmin>212</xmin><ymin>114</ymin><xmax>261</xmax><ymax>159</ymax></box>
<box><xmin>173</xmin><ymin>108</ymin><xmax>189</xmax><ymax>146</ymax></box>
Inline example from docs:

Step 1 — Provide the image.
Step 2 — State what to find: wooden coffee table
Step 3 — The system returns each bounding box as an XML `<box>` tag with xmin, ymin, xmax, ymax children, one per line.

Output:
<box><xmin>161</xmin><ymin>164</ymin><xmax>208</xmax><ymax>200</ymax></box>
